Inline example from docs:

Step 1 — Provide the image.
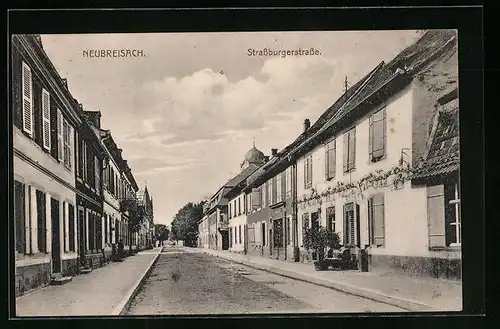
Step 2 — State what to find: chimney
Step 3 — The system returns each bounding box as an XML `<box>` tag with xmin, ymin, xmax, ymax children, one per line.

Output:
<box><xmin>271</xmin><ymin>148</ymin><xmax>278</xmax><ymax>157</ymax></box>
<box><xmin>264</xmin><ymin>156</ymin><xmax>270</xmax><ymax>162</ymax></box>
<box><xmin>83</xmin><ymin>110</ymin><xmax>102</xmax><ymax>129</ymax></box>
<box><xmin>304</xmin><ymin>119</ymin><xmax>311</xmax><ymax>132</ymax></box>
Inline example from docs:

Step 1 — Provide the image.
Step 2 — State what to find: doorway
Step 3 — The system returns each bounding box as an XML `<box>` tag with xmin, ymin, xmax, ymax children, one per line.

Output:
<box><xmin>221</xmin><ymin>230</ymin><xmax>229</xmax><ymax>250</ymax></box>
<box><xmin>78</xmin><ymin>208</ymin><xmax>86</xmax><ymax>266</ymax></box>
<box><xmin>51</xmin><ymin>198</ymin><xmax>61</xmax><ymax>273</ymax></box>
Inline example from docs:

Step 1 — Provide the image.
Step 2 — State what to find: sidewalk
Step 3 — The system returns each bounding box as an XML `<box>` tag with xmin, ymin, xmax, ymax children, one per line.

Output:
<box><xmin>189</xmin><ymin>247</ymin><xmax>462</xmax><ymax>312</ymax></box>
<box><xmin>16</xmin><ymin>248</ymin><xmax>162</xmax><ymax>317</ymax></box>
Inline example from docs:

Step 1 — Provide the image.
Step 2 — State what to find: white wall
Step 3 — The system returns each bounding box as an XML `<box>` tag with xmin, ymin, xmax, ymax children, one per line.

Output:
<box><xmin>295</xmin><ymin>86</ymin><xmax>435</xmax><ymax>257</ymax></box>
<box><xmin>14</xmin><ymin>126</ymin><xmax>78</xmax><ymax>268</ymax></box>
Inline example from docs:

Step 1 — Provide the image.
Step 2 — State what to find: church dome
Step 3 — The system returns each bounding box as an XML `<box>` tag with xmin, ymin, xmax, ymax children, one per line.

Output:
<box><xmin>243</xmin><ymin>144</ymin><xmax>265</xmax><ymax>165</ymax></box>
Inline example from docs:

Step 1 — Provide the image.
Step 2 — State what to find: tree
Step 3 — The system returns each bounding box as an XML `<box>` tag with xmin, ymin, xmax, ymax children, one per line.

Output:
<box><xmin>155</xmin><ymin>224</ymin><xmax>169</xmax><ymax>244</ymax></box>
<box><xmin>170</xmin><ymin>200</ymin><xmax>206</xmax><ymax>247</ymax></box>
<box><xmin>303</xmin><ymin>226</ymin><xmax>341</xmax><ymax>263</ymax></box>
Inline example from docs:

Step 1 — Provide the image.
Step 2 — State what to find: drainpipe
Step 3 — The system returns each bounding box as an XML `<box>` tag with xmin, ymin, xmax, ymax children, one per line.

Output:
<box><xmin>292</xmin><ymin>161</ymin><xmax>299</xmax><ymax>262</ymax></box>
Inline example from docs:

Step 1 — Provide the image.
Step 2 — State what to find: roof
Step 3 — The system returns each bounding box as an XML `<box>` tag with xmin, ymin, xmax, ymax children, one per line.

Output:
<box><xmin>412</xmin><ymin>95</ymin><xmax>459</xmax><ymax>180</ymax></box>
<box><xmin>225</xmin><ymin>164</ymin><xmax>260</xmax><ymax>189</ymax></box>
<box><xmin>206</xmin><ymin>164</ymin><xmax>260</xmax><ymax>212</ymax></box>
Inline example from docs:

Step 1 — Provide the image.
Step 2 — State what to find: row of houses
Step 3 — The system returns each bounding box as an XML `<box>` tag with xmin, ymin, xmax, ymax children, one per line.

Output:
<box><xmin>198</xmin><ymin>30</ymin><xmax>461</xmax><ymax>280</ymax></box>
<box><xmin>12</xmin><ymin>34</ymin><xmax>156</xmax><ymax>296</ymax></box>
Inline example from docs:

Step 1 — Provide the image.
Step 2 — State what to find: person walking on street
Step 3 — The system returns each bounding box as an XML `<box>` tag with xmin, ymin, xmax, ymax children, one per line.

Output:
<box><xmin>118</xmin><ymin>239</ymin><xmax>125</xmax><ymax>261</ymax></box>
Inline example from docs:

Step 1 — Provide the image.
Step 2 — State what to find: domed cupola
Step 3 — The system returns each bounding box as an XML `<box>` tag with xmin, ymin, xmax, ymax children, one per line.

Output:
<box><xmin>241</xmin><ymin>142</ymin><xmax>266</xmax><ymax>169</ymax></box>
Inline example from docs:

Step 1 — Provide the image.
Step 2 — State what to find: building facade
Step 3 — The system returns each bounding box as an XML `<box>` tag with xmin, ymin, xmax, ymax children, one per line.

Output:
<box><xmin>291</xmin><ymin>30</ymin><xmax>459</xmax><ymax>279</ymax></box>
<box><xmin>12</xmin><ymin>34</ymin><xmax>145</xmax><ymax>296</ymax></box>
<box><xmin>219</xmin><ymin>30</ymin><xmax>460</xmax><ymax>281</ymax></box>
<box><xmin>13</xmin><ymin>34</ymin><xmax>82</xmax><ymax>295</ymax></box>
<box><xmin>243</xmin><ymin>156</ymin><xmax>297</xmax><ymax>262</ymax></box>
<box><xmin>137</xmin><ymin>185</ymin><xmax>155</xmax><ymax>250</ymax></box>
<box><xmin>197</xmin><ymin>214</ymin><xmax>209</xmax><ymax>249</ymax></box>
<box><xmin>99</xmin><ymin>130</ymin><xmax>139</xmax><ymax>256</ymax></box>
<box><xmin>75</xmin><ymin>110</ymin><xmax>106</xmax><ymax>270</ymax></box>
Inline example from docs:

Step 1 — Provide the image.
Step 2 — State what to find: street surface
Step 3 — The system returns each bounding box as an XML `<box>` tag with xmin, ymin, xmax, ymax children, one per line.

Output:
<box><xmin>126</xmin><ymin>248</ymin><xmax>406</xmax><ymax>314</ymax></box>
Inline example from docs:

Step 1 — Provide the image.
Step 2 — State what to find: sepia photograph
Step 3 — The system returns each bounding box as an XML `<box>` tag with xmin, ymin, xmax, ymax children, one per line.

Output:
<box><xmin>11</xmin><ymin>28</ymin><xmax>463</xmax><ymax>317</ymax></box>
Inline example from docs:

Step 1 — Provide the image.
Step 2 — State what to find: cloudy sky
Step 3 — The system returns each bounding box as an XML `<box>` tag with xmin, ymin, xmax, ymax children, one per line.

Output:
<box><xmin>40</xmin><ymin>30</ymin><xmax>420</xmax><ymax>226</ymax></box>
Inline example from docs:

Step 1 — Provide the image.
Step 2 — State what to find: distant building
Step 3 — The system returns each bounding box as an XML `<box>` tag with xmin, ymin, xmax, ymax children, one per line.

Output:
<box><xmin>137</xmin><ymin>185</ymin><xmax>154</xmax><ymax>250</ymax></box>
<box><xmin>203</xmin><ymin>143</ymin><xmax>267</xmax><ymax>251</ymax></box>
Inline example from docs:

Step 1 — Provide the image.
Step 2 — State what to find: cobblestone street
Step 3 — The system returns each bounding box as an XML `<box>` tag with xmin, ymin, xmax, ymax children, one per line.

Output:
<box><xmin>126</xmin><ymin>248</ymin><xmax>405</xmax><ymax>314</ymax></box>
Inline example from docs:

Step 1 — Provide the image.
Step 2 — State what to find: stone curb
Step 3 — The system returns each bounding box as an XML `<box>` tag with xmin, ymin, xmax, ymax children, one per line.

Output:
<box><xmin>110</xmin><ymin>248</ymin><xmax>162</xmax><ymax>316</ymax></box>
<box><xmin>198</xmin><ymin>249</ymin><xmax>439</xmax><ymax>312</ymax></box>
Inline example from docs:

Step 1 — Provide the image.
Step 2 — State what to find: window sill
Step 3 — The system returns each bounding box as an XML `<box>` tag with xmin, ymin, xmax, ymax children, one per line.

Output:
<box><xmin>368</xmin><ymin>155</ymin><xmax>387</xmax><ymax>165</ymax></box>
<box><xmin>343</xmin><ymin>168</ymin><xmax>356</xmax><ymax>176</ymax></box>
<box><xmin>429</xmin><ymin>245</ymin><xmax>461</xmax><ymax>252</ymax></box>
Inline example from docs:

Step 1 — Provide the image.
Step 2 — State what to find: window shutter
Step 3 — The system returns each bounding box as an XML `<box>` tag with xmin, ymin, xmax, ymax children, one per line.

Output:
<box><xmin>25</xmin><ymin>185</ymin><xmax>32</xmax><ymax>254</ymax></box>
<box><xmin>41</xmin><ymin>89</ymin><xmax>51</xmax><ymax>150</ymax></box>
<box><xmin>349</xmin><ymin>129</ymin><xmax>356</xmax><ymax>169</ymax></box>
<box><xmin>369</xmin><ymin>116</ymin><xmax>374</xmax><ymax>159</ymax></box>
<box><xmin>76</xmin><ymin>131</ymin><xmax>81</xmax><ymax>176</ymax></box>
<box><xmin>36</xmin><ymin>191</ymin><xmax>46</xmax><ymax>253</ymax></box>
<box><xmin>95</xmin><ymin>157</ymin><xmax>99</xmax><ymax>191</ymax></box>
<box><xmin>22</xmin><ymin>62</ymin><xmax>34</xmax><ymax>136</ymax></box>
<box><xmin>372</xmin><ymin>112</ymin><xmax>385</xmax><ymax>159</ymax></box>
<box><xmin>343</xmin><ymin>203</ymin><xmax>355</xmax><ymax>245</ymax></box>
<box><xmin>372</xmin><ymin>194</ymin><xmax>385</xmax><ymax>246</ymax></box>
<box><xmin>343</xmin><ymin>134</ymin><xmax>349</xmax><ymax>172</ymax></box>
<box><xmin>308</xmin><ymin>156</ymin><xmax>312</xmax><ymax>187</ymax></box>
<box><xmin>57</xmin><ymin>110</ymin><xmax>63</xmax><ymax>161</ymax></box>
<box><xmin>252</xmin><ymin>188</ymin><xmax>261</xmax><ymax>209</ymax></box>
<box><xmin>69</xmin><ymin>125</ymin><xmax>73</xmax><ymax>169</ymax></box>
<box><xmin>427</xmin><ymin>185</ymin><xmax>446</xmax><ymax>248</ymax></box>
<box><xmin>69</xmin><ymin>204</ymin><xmax>75</xmax><ymax>251</ymax></box>
<box><xmin>14</xmin><ymin>181</ymin><xmax>26</xmax><ymax>254</ymax></box>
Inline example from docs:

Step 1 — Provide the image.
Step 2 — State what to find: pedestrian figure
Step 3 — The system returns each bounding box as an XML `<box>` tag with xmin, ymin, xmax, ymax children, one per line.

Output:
<box><xmin>118</xmin><ymin>239</ymin><xmax>125</xmax><ymax>260</ymax></box>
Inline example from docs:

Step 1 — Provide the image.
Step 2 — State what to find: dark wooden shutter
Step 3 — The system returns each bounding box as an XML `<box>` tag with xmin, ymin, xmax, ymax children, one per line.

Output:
<box><xmin>14</xmin><ymin>181</ymin><xmax>26</xmax><ymax>254</ymax></box>
<box><xmin>343</xmin><ymin>203</ymin><xmax>355</xmax><ymax>245</ymax></box>
<box><xmin>427</xmin><ymin>185</ymin><xmax>446</xmax><ymax>248</ymax></box>
<box><xmin>36</xmin><ymin>190</ymin><xmax>46</xmax><ymax>253</ymax></box>
<box><xmin>97</xmin><ymin>215</ymin><xmax>102</xmax><ymax>250</ymax></box>
<box><xmin>62</xmin><ymin>202</ymin><xmax>67</xmax><ymax>252</ymax></box>
<box><xmin>372</xmin><ymin>194</ymin><xmax>385</xmax><ymax>246</ymax></box>
<box><xmin>69</xmin><ymin>204</ymin><xmax>75</xmax><ymax>251</ymax></box>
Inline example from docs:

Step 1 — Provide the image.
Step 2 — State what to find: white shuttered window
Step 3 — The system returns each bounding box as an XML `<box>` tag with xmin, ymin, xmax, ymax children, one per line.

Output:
<box><xmin>57</xmin><ymin>109</ymin><xmax>64</xmax><ymax>161</ymax></box>
<box><xmin>41</xmin><ymin>89</ymin><xmax>51</xmax><ymax>150</ymax></box>
<box><xmin>22</xmin><ymin>62</ymin><xmax>34</xmax><ymax>136</ymax></box>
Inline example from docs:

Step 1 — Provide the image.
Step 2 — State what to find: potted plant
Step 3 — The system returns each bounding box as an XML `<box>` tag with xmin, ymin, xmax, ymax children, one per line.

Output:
<box><xmin>303</xmin><ymin>226</ymin><xmax>341</xmax><ymax>271</ymax></box>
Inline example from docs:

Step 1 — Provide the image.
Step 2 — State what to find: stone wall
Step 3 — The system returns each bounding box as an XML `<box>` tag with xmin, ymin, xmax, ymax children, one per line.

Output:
<box><xmin>370</xmin><ymin>254</ymin><xmax>461</xmax><ymax>280</ymax></box>
<box><xmin>15</xmin><ymin>262</ymin><xmax>51</xmax><ymax>297</ymax></box>
<box><xmin>62</xmin><ymin>258</ymin><xmax>79</xmax><ymax>277</ymax></box>
<box><xmin>85</xmin><ymin>252</ymin><xmax>105</xmax><ymax>270</ymax></box>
